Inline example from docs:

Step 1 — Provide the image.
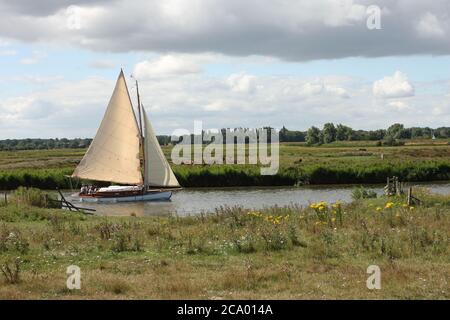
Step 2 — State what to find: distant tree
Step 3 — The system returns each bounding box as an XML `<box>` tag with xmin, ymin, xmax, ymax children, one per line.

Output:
<box><xmin>422</xmin><ymin>127</ymin><xmax>432</xmax><ymax>139</ymax></box>
<box><xmin>399</xmin><ymin>128</ymin><xmax>412</xmax><ymax>139</ymax></box>
<box><xmin>336</xmin><ymin>124</ymin><xmax>353</xmax><ymax>141</ymax></box>
<box><xmin>279</xmin><ymin>126</ymin><xmax>306</xmax><ymax>142</ymax></box>
<box><xmin>436</xmin><ymin>127</ymin><xmax>450</xmax><ymax>138</ymax></box>
<box><xmin>279</xmin><ymin>126</ymin><xmax>288</xmax><ymax>141</ymax></box>
<box><xmin>411</xmin><ymin>127</ymin><xmax>424</xmax><ymax>139</ymax></box>
<box><xmin>386</xmin><ymin>123</ymin><xmax>405</xmax><ymax>140</ymax></box>
<box><xmin>0</xmin><ymin>124</ymin><xmax>448</xmax><ymax>151</ymax></box>
<box><xmin>306</xmin><ymin>126</ymin><xmax>321</xmax><ymax>145</ymax></box>
<box><xmin>322</xmin><ymin>123</ymin><xmax>337</xmax><ymax>144</ymax></box>
<box><xmin>367</xmin><ymin>129</ymin><xmax>385</xmax><ymax>141</ymax></box>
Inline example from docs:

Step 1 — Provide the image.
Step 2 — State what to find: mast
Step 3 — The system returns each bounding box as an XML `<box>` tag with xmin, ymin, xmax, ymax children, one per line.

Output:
<box><xmin>136</xmin><ymin>80</ymin><xmax>146</xmax><ymax>189</ymax></box>
<box><xmin>136</xmin><ymin>80</ymin><xmax>143</xmax><ymax>138</ymax></box>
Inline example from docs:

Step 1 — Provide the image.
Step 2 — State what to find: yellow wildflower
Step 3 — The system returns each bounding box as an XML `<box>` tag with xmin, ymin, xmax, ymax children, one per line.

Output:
<box><xmin>385</xmin><ymin>202</ymin><xmax>394</xmax><ymax>209</ymax></box>
<box><xmin>332</xmin><ymin>201</ymin><xmax>342</xmax><ymax>209</ymax></box>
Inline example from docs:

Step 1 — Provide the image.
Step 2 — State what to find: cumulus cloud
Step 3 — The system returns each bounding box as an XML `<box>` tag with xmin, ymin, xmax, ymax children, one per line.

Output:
<box><xmin>373</xmin><ymin>71</ymin><xmax>415</xmax><ymax>99</ymax></box>
<box><xmin>299</xmin><ymin>80</ymin><xmax>349</xmax><ymax>98</ymax></box>
<box><xmin>0</xmin><ymin>97</ymin><xmax>56</xmax><ymax>120</ymax></box>
<box><xmin>388</xmin><ymin>100</ymin><xmax>409</xmax><ymax>110</ymax></box>
<box><xmin>1</xmin><ymin>70</ymin><xmax>449</xmax><ymax>139</ymax></box>
<box><xmin>226</xmin><ymin>73</ymin><xmax>257</xmax><ymax>94</ymax></box>
<box><xmin>0</xmin><ymin>0</ymin><xmax>450</xmax><ymax>61</ymax></box>
<box><xmin>203</xmin><ymin>100</ymin><xmax>228</xmax><ymax>112</ymax></box>
<box><xmin>0</xmin><ymin>76</ymin><xmax>113</xmax><ymax>138</ymax></box>
<box><xmin>133</xmin><ymin>55</ymin><xmax>202</xmax><ymax>79</ymax></box>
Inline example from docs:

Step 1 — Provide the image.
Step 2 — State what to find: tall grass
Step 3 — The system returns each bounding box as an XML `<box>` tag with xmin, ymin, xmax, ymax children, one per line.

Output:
<box><xmin>0</xmin><ymin>190</ymin><xmax>448</xmax><ymax>298</ymax></box>
<box><xmin>175</xmin><ymin>161</ymin><xmax>450</xmax><ymax>187</ymax></box>
<box><xmin>0</xmin><ymin>168</ymin><xmax>73</xmax><ymax>190</ymax></box>
<box><xmin>0</xmin><ymin>161</ymin><xmax>448</xmax><ymax>190</ymax></box>
<box><xmin>11</xmin><ymin>187</ymin><xmax>60</xmax><ymax>208</ymax></box>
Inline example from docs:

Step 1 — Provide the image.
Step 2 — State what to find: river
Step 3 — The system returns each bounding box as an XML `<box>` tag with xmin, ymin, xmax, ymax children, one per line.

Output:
<box><xmin>64</xmin><ymin>181</ymin><xmax>450</xmax><ymax>216</ymax></box>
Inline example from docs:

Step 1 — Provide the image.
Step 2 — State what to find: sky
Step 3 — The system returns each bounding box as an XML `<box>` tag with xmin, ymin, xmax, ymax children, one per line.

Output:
<box><xmin>0</xmin><ymin>0</ymin><xmax>449</xmax><ymax>139</ymax></box>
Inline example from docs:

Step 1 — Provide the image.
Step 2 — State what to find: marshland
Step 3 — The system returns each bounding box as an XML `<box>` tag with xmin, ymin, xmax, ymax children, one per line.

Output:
<box><xmin>1</xmin><ymin>139</ymin><xmax>449</xmax><ymax>190</ymax></box>
<box><xmin>0</xmin><ymin>139</ymin><xmax>449</xmax><ymax>299</ymax></box>
<box><xmin>0</xmin><ymin>186</ymin><xmax>448</xmax><ymax>299</ymax></box>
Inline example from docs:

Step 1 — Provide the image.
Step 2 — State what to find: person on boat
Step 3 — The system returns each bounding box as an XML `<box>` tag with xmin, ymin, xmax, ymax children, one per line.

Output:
<box><xmin>80</xmin><ymin>185</ymin><xmax>88</xmax><ymax>195</ymax></box>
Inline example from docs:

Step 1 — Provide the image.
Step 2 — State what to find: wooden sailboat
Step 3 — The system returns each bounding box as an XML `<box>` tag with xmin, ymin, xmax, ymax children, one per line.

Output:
<box><xmin>72</xmin><ymin>70</ymin><xmax>180</xmax><ymax>203</ymax></box>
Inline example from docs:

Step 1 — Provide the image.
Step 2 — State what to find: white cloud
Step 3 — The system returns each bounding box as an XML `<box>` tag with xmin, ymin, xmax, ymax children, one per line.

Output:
<box><xmin>203</xmin><ymin>100</ymin><xmax>228</xmax><ymax>112</ymax></box>
<box><xmin>300</xmin><ymin>82</ymin><xmax>324</xmax><ymax>96</ymax></box>
<box><xmin>20</xmin><ymin>50</ymin><xmax>47</xmax><ymax>65</ymax></box>
<box><xmin>417</xmin><ymin>12</ymin><xmax>445</xmax><ymax>38</ymax></box>
<box><xmin>226</xmin><ymin>73</ymin><xmax>257</xmax><ymax>94</ymax></box>
<box><xmin>133</xmin><ymin>54</ymin><xmax>202</xmax><ymax>79</ymax></box>
<box><xmin>0</xmin><ymin>76</ymin><xmax>114</xmax><ymax>138</ymax></box>
<box><xmin>299</xmin><ymin>80</ymin><xmax>349</xmax><ymax>98</ymax></box>
<box><xmin>373</xmin><ymin>71</ymin><xmax>414</xmax><ymax>99</ymax></box>
<box><xmin>0</xmin><ymin>96</ymin><xmax>55</xmax><ymax>120</ymax></box>
<box><xmin>1</xmin><ymin>69</ymin><xmax>449</xmax><ymax>139</ymax></box>
<box><xmin>388</xmin><ymin>100</ymin><xmax>409</xmax><ymax>110</ymax></box>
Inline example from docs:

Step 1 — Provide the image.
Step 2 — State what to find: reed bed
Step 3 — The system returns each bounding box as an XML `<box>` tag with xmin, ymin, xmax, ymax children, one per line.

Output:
<box><xmin>1</xmin><ymin>160</ymin><xmax>449</xmax><ymax>190</ymax></box>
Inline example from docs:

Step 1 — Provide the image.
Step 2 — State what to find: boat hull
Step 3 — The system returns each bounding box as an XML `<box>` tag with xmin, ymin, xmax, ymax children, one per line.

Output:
<box><xmin>78</xmin><ymin>190</ymin><xmax>172</xmax><ymax>203</ymax></box>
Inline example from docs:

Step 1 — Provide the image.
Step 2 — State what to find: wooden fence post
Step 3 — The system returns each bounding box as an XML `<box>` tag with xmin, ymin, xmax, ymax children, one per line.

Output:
<box><xmin>407</xmin><ymin>187</ymin><xmax>412</xmax><ymax>206</ymax></box>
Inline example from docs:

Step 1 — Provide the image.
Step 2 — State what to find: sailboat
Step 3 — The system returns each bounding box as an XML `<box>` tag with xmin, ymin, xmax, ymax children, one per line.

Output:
<box><xmin>71</xmin><ymin>70</ymin><xmax>181</xmax><ymax>203</ymax></box>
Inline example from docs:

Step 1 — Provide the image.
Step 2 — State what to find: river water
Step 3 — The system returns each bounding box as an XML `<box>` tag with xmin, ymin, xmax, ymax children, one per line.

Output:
<box><xmin>64</xmin><ymin>181</ymin><xmax>450</xmax><ymax>216</ymax></box>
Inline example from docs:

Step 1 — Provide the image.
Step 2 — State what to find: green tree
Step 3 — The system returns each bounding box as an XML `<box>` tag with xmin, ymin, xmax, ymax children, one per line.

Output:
<box><xmin>411</xmin><ymin>127</ymin><xmax>423</xmax><ymax>139</ymax></box>
<box><xmin>437</xmin><ymin>127</ymin><xmax>450</xmax><ymax>138</ymax></box>
<box><xmin>336</xmin><ymin>124</ymin><xmax>353</xmax><ymax>141</ymax></box>
<box><xmin>322</xmin><ymin>123</ymin><xmax>337</xmax><ymax>143</ymax></box>
<box><xmin>386</xmin><ymin>123</ymin><xmax>404</xmax><ymax>140</ymax></box>
<box><xmin>306</xmin><ymin>126</ymin><xmax>321</xmax><ymax>145</ymax></box>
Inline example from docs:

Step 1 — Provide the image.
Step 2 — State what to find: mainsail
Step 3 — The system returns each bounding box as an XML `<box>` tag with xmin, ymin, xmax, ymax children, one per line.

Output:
<box><xmin>143</xmin><ymin>107</ymin><xmax>180</xmax><ymax>187</ymax></box>
<box><xmin>72</xmin><ymin>70</ymin><xmax>143</xmax><ymax>185</ymax></box>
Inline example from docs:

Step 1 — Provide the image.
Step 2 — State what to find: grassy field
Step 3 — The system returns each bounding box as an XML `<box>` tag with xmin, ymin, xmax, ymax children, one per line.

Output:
<box><xmin>0</xmin><ymin>140</ymin><xmax>449</xmax><ymax>189</ymax></box>
<box><xmin>0</xmin><ymin>187</ymin><xmax>448</xmax><ymax>299</ymax></box>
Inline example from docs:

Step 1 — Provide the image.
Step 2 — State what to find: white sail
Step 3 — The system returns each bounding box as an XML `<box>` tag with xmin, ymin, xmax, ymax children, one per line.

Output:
<box><xmin>143</xmin><ymin>107</ymin><xmax>180</xmax><ymax>187</ymax></box>
<box><xmin>72</xmin><ymin>70</ymin><xmax>143</xmax><ymax>185</ymax></box>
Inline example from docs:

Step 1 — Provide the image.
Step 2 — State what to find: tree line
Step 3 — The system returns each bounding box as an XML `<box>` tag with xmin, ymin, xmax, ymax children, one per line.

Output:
<box><xmin>303</xmin><ymin>123</ymin><xmax>450</xmax><ymax>146</ymax></box>
<box><xmin>0</xmin><ymin>138</ymin><xmax>93</xmax><ymax>151</ymax></box>
<box><xmin>0</xmin><ymin>123</ymin><xmax>449</xmax><ymax>151</ymax></box>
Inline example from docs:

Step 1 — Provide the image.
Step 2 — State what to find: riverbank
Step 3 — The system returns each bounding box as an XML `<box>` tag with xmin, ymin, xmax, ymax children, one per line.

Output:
<box><xmin>0</xmin><ymin>143</ymin><xmax>449</xmax><ymax>189</ymax></box>
<box><xmin>65</xmin><ymin>182</ymin><xmax>450</xmax><ymax>216</ymax></box>
<box><xmin>0</xmin><ymin>188</ymin><xmax>448</xmax><ymax>299</ymax></box>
